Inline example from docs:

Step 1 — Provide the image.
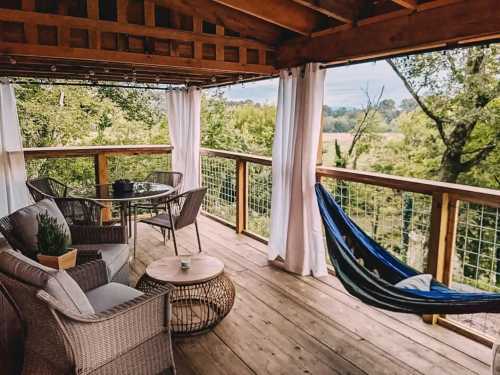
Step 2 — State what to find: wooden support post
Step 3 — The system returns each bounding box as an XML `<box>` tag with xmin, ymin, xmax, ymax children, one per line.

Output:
<box><xmin>94</xmin><ymin>153</ymin><xmax>112</xmax><ymax>222</ymax></box>
<box><xmin>423</xmin><ymin>192</ymin><xmax>459</xmax><ymax>324</ymax></box>
<box><xmin>235</xmin><ymin>159</ymin><xmax>247</xmax><ymax>234</ymax></box>
<box><xmin>216</xmin><ymin>25</ymin><xmax>224</xmax><ymax>61</ymax></box>
<box><xmin>87</xmin><ymin>0</ymin><xmax>101</xmax><ymax>49</ymax></box>
<box><xmin>258</xmin><ymin>49</ymin><xmax>266</xmax><ymax>65</ymax></box>
<box><xmin>22</xmin><ymin>0</ymin><xmax>37</xmax><ymax>44</ymax></box>
<box><xmin>239</xmin><ymin>46</ymin><xmax>247</xmax><ymax>65</ymax></box>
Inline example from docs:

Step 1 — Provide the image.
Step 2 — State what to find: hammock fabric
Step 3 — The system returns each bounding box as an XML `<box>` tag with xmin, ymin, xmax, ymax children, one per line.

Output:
<box><xmin>316</xmin><ymin>183</ymin><xmax>500</xmax><ymax>315</ymax></box>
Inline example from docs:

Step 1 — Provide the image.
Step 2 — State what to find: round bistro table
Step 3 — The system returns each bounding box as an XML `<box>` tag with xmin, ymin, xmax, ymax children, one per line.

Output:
<box><xmin>136</xmin><ymin>255</ymin><xmax>235</xmax><ymax>336</ymax></box>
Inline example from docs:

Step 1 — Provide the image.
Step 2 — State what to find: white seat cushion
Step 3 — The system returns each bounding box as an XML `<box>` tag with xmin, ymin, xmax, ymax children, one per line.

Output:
<box><xmin>74</xmin><ymin>243</ymin><xmax>129</xmax><ymax>280</ymax></box>
<box><xmin>0</xmin><ymin>249</ymin><xmax>94</xmax><ymax>315</ymax></box>
<box><xmin>86</xmin><ymin>282</ymin><xmax>143</xmax><ymax>313</ymax></box>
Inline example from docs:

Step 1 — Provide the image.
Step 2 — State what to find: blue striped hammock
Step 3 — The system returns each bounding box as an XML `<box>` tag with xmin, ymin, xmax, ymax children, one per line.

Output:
<box><xmin>316</xmin><ymin>183</ymin><xmax>500</xmax><ymax>315</ymax></box>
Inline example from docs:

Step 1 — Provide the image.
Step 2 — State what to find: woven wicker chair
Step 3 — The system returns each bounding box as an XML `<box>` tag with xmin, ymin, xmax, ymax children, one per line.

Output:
<box><xmin>27</xmin><ymin>177</ymin><xmax>69</xmax><ymax>201</ymax></box>
<box><xmin>0</xmin><ymin>259</ymin><xmax>176</xmax><ymax>375</ymax></box>
<box><xmin>134</xmin><ymin>188</ymin><xmax>206</xmax><ymax>256</ymax></box>
<box><xmin>133</xmin><ymin>171</ymin><xmax>183</xmax><ymax>215</ymax></box>
<box><xmin>0</xmin><ymin>200</ymin><xmax>129</xmax><ymax>284</ymax></box>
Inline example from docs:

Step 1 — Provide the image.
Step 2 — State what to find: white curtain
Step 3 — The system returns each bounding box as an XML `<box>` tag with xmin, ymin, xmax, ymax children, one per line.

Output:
<box><xmin>166</xmin><ymin>87</ymin><xmax>201</xmax><ymax>191</ymax></box>
<box><xmin>268</xmin><ymin>64</ymin><xmax>327</xmax><ymax>277</ymax></box>
<box><xmin>0</xmin><ymin>79</ymin><xmax>30</xmax><ymax>218</ymax></box>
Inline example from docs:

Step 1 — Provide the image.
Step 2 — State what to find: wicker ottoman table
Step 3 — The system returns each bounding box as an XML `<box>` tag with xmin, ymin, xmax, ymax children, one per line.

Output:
<box><xmin>136</xmin><ymin>255</ymin><xmax>235</xmax><ymax>336</ymax></box>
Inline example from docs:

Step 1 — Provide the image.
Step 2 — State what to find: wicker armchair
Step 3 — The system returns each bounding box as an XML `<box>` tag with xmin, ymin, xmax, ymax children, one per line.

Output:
<box><xmin>27</xmin><ymin>177</ymin><xmax>69</xmax><ymax>201</ymax></box>
<box><xmin>0</xmin><ymin>259</ymin><xmax>176</xmax><ymax>375</ymax></box>
<box><xmin>54</xmin><ymin>197</ymin><xmax>104</xmax><ymax>226</ymax></box>
<box><xmin>0</xmin><ymin>199</ymin><xmax>129</xmax><ymax>284</ymax></box>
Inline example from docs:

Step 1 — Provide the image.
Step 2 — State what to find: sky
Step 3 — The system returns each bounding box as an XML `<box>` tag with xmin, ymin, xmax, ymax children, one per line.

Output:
<box><xmin>209</xmin><ymin>60</ymin><xmax>411</xmax><ymax>109</ymax></box>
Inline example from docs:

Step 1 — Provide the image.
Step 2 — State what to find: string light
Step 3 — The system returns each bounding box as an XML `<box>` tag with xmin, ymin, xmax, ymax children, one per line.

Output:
<box><xmin>50</xmin><ymin>65</ymin><xmax>57</xmax><ymax>72</ymax></box>
<box><xmin>8</xmin><ymin>56</ymin><xmax>16</xmax><ymax>65</ymax></box>
<box><xmin>104</xmin><ymin>68</ymin><xmax>110</xmax><ymax>73</ymax></box>
<box><xmin>211</xmin><ymin>76</ymin><xmax>216</xmax><ymax>83</ymax></box>
<box><xmin>89</xmin><ymin>70</ymin><xmax>95</xmax><ymax>76</ymax></box>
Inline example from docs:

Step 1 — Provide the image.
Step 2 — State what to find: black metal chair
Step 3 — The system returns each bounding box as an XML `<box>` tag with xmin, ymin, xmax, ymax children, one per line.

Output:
<box><xmin>26</xmin><ymin>177</ymin><xmax>68</xmax><ymax>201</ymax></box>
<box><xmin>134</xmin><ymin>188</ymin><xmax>207</xmax><ymax>257</ymax></box>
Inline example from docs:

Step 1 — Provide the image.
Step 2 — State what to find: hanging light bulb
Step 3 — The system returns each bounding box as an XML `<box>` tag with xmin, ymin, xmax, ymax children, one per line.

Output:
<box><xmin>211</xmin><ymin>76</ymin><xmax>216</xmax><ymax>83</ymax></box>
<box><xmin>89</xmin><ymin>70</ymin><xmax>95</xmax><ymax>76</ymax></box>
<box><xmin>104</xmin><ymin>68</ymin><xmax>110</xmax><ymax>73</ymax></box>
<box><xmin>238</xmin><ymin>74</ymin><xmax>243</xmax><ymax>81</ymax></box>
<box><xmin>155</xmin><ymin>76</ymin><xmax>160</xmax><ymax>83</ymax></box>
<box><xmin>8</xmin><ymin>56</ymin><xmax>16</xmax><ymax>65</ymax></box>
<box><xmin>123</xmin><ymin>74</ymin><xmax>129</xmax><ymax>80</ymax></box>
<box><xmin>50</xmin><ymin>65</ymin><xmax>57</xmax><ymax>72</ymax></box>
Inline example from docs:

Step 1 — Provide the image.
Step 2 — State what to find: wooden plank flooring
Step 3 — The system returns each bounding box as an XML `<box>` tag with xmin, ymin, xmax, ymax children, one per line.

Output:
<box><xmin>131</xmin><ymin>216</ymin><xmax>493</xmax><ymax>375</ymax></box>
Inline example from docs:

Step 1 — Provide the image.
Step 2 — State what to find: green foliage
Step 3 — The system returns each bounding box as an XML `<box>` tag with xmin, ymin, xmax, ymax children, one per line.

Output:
<box><xmin>37</xmin><ymin>212</ymin><xmax>70</xmax><ymax>256</ymax></box>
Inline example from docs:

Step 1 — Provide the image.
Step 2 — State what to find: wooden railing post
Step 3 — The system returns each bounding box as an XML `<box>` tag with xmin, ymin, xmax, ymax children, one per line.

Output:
<box><xmin>423</xmin><ymin>192</ymin><xmax>459</xmax><ymax>324</ymax></box>
<box><xmin>94</xmin><ymin>152</ymin><xmax>112</xmax><ymax>222</ymax></box>
<box><xmin>236</xmin><ymin>158</ymin><xmax>247</xmax><ymax>234</ymax></box>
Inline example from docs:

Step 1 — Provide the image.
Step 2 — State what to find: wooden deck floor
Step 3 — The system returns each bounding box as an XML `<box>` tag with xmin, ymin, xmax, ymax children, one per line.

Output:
<box><xmin>131</xmin><ymin>216</ymin><xmax>493</xmax><ymax>375</ymax></box>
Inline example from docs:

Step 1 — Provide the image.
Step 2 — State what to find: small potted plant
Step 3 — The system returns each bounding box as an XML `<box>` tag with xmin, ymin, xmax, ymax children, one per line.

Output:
<box><xmin>36</xmin><ymin>212</ymin><xmax>77</xmax><ymax>270</ymax></box>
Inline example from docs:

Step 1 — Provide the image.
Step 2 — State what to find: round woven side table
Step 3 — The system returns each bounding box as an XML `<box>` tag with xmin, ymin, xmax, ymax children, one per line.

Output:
<box><xmin>136</xmin><ymin>255</ymin><xmax>235</xmax><ymax>336</ymax></box>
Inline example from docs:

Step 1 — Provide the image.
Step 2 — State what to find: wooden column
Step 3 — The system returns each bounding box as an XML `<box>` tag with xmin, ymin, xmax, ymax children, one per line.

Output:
<box><xmin>235</xmin><ymin>159</ymin><xmax>247</xmax><ymax>234</ymax></box>
<box><xmin>87</xmin><ymin>0</ymin><xmax>101</xmax><ymax>49</ymax></box>
<box><xmin>423</xmin><ymin>192</ymin><xmax>459</xmax><ymax>324</ymax></box>
<box><xmin>94</xmin><ymin>153</ymin><xmax>112</xmax><ymax>222</ymax></box>
<box><xmin>144</xmin><ymin>0</ymin><xmax>155</xmax><ymax>26</ymax></box>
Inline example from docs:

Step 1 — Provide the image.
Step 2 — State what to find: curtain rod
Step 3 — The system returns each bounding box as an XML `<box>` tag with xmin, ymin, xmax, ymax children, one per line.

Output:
<box><xmin>319</xmin><ymin>38</ymin><xmax>498</xmax><ymax>70</ymax></box>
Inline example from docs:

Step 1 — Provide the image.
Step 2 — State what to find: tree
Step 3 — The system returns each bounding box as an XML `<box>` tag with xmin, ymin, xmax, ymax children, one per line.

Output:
<box><xmin>388</xmin><ymin>46</ymin><xmax>499</xmax><ymax>182</ymax></box>
<box><xmin>333</xmin><ymin>87</ymin><xmax>385</xmax><ymax>169</ymax></box>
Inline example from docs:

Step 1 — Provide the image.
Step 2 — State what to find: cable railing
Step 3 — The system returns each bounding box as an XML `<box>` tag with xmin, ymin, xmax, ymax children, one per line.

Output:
<box><xmin>23</xmin><ymin>145</ymin><xmax>500</xmax><ymax>345</ymax></box>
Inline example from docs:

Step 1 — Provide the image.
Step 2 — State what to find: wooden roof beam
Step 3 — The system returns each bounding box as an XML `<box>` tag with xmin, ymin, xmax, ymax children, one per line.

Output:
<box><xmin>154</xmin><ymin>0</ymin><xmax>284</xmax><ymax>44</ymax></box>
<box><xmin>277</xmin><ymin>0</ymin><xmax>500</xmax><ymax>67</ymax></box>
<box><xmin>391</xmin><ymin>0</ymin><xmax>417</xmax><ymax>9</ymax></box>
<box><xmin>211</xmin><ymin>0</ymin><xmax>328</xmax><ymax>35</ymax></box>
<box><xmin>289</xmin><ymin>0</ymin><xmax>356</xmax><ymax>23</ymax></box>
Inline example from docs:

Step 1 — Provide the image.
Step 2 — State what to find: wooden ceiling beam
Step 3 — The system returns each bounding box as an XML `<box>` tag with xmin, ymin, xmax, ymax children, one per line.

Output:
<box><xmin>0</xmin><ymin>42</ymin><xmax>277</xmax><ymax>75</ymax></box>
<box><xmin>289</xmin><ymin>0</ymin><xmax>356</xmax><ymax>23</ymax></box>
<box><xmin>0</xmin><ymin>8</ymin><xmax>273</xmax><ymax>51</ymax></box>
<box><xmin>277</xmin><ymin>0</ymin><xmax>500</xmax><ymax>67</ymax></box>
<box><xmin>154</xmin><ymin>0</ymin><xmax>284</xmax><ymax>44</ymax></box>
<box><xmin>211</xmin><ymin>0</ymin><xmax>328</xmax><ymax>35</ymax></box>
<box><xmin>391</xmin><ymin>0</ymin><xmax>417</xmax><ymax>10</ymax></box>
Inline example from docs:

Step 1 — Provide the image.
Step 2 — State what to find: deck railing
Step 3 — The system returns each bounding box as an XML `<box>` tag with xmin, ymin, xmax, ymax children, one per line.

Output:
<box><xmin>23</xmin><ymin>144</ymin><xmax>500</xmax><ymax>345</ymax></box>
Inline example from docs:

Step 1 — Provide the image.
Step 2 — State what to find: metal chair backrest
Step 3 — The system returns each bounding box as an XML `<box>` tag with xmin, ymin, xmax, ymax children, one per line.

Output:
<box><xmin>171</xmin><ymin>188</ymin><xmax>207</xmax><ymax>230</ymax></box>
<box><xmin>145</xmin><ymin>171</ymin><xmax>183</xmax><ymax>192</ymax></box>
<box><xmin>27</xmin><ymin>177</ymin><xmax>68</xmax><ymax>201</ymax></box>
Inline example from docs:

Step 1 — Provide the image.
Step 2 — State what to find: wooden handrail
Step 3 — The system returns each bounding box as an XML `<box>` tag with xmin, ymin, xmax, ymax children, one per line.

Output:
<box><xmin>200</xmin><ymin>148</ymin><xmax>272</xmax><ymax>166</ymax></box>
<box><xmin>316</xmin><ymin>166</ymin><xmax>500</xmax><ymax>208</ymax></box>
<box><xmin>23</xmin><ymin>144</ymin><xmax>173</xmax><ymax>159</ymax></box>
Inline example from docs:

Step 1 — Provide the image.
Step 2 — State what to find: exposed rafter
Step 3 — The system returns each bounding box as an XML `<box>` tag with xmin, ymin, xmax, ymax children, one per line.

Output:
<box><xmin>289</xmin><ymin>0</ymin><xmax>356</xmax><ymax>23</ymax></box>
<box><xmin>277</xmin><ymin>0</ymin><xmax>500</xmax><ymax>67</ymax></box>
<box><xmin>211</xmin><ymin>0</ymin><xmax>328</xmax><ymax>35</ymax></box>
<box><xmin>154</xmin><ymin>0</ymin><xmax>285</xmax><ymax>44</ymax></box>
<box><xmin>391</xmin><ymin>0</ymin><xmax>417</xmax><ymax>9</ymax></box>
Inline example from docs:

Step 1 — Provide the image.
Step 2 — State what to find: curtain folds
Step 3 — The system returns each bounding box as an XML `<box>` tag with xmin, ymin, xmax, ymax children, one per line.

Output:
<box><xmin>166</xmin><ymin>88</ymin><xmax>201</xmax><ymax>191</ymax></box>
<box><xmin>0</xmin><ymin>79</ymin><xmax>30</xmax><ymax>218</ymax></box>
<box><xmin>268</xmin><ymin>64</ymin><xmax>327</xmax><ymax>277</ymax></box>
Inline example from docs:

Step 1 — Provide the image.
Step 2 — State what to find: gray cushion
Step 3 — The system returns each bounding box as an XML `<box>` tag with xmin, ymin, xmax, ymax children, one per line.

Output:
<box><xmin>86</xmin><ymin>282</ymin><xmax>143</xmax><ymax>313</ymax></box>
<box><xmin>11</xmin><ymin>199</ymin><xmax>71</xmax><ymax>255</ymax></box>
<box><xmin>74</xmin><ymin>243</ymin><xmax>129</xmax><ymax>281</ymax></box>
<box><xmin>0</xmin><ymin>249</ymin><xmax>94</xmax><ymax>314</ymax></box>
<box><xmin>394</xmin><ymin>274</ymin><xmax>433</xmax><ymax>291</ymax></box>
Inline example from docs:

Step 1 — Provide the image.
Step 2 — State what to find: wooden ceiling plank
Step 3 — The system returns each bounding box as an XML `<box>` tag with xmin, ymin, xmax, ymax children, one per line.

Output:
<box><xmin>278</xmin><ymin>0</ymin><xmax>500</xmax><ymax>67</ymax></box>
<box><xmin>391</xmin><ymin>0</ymin><xmax>417</xmax><ymax>9</ymax></box>
<box><xmin>211</xmin><ymin>0</ymin><xmax>326</xmax><ymax>35</ymax></box>
<box><xmin>154</xmin><ymin>0</ymin><xmax>284</xmax><ymax>44</ymax></box>
<box><xmin>290</xmin><ymin>0</ymin><xmax>355</xmax><ymax>23</ymax></box>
